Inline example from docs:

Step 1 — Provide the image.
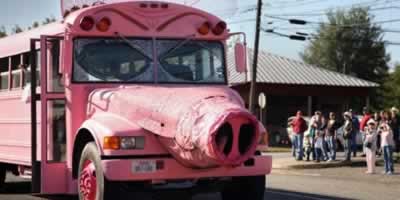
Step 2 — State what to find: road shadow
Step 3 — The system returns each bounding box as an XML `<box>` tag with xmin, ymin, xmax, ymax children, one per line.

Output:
<box><xmin>0</xmin><ymin>181</ymin><xmax>358</xmax><ymax>200</ymax></box>
<box><xmin>265</xmin><ymin>188</ymin><xmax>356</xmax><ymax>200</ymax></box>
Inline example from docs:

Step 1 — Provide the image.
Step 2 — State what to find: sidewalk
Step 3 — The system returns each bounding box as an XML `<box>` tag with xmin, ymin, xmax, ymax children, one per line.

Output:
<box><xmin>270</xmin><ymin>152</ymin><xmax>394</xmax><ymax>170</ymax></box>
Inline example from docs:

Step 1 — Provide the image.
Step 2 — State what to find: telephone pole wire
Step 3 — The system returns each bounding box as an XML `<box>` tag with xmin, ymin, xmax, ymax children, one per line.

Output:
<box><xmin>249</xmin><ymin>0</ymin><xmax>263</xmax><ymax>114</ymax></box>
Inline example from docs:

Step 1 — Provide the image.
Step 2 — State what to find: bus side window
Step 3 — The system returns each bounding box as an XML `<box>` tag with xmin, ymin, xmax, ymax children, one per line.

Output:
<box><xmin>48</xmin><ymin>40</ymin><xmax>64</xmax><ymax>93</ymax></box>
<box><xmin>11</xmin><ymin>55</ymin><xmax>21</xmax><ymax>89</ymax></box>
<box><xmin>23</xmin><ymin>51</ymin><xmax>40</xmax><ymax>87</ymax></box>
<box><xmin>0</xmin><ymin>57</ymin><xmax>9</xmax><ymax>90</ymax></box>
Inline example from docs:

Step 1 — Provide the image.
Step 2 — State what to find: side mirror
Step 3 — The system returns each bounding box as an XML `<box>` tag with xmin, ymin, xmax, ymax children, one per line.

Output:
<box><xmin>234</xmin><ymin>43</ymin><xmax>247</xmax><ymax>73</ymax></box>
<box><xmin>21</xmin><ymin>84</ymin><xmax>31</xmax><ymax>103</ymax></box>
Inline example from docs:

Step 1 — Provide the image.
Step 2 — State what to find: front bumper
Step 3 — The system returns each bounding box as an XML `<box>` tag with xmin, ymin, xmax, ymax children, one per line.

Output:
<box><xmin>102</xmin><ymin>155</ymin><xmax>272</xmax><ymax>181</ymax></box>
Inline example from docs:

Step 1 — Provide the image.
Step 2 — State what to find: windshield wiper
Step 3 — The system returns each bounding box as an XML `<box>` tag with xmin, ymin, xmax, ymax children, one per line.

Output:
<box><xmin>158</xmin><ymin>34</ymin><xmax>196</xmax><ymax>61</ymax></box>
<box><xmin>114</xmin><ymin>32</ymin><xmax>153</xmax><ymax>61</ymax></box>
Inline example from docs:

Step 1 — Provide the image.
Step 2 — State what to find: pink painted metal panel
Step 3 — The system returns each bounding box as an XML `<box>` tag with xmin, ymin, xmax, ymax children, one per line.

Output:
<box><xmin>0</xmin><ymin>23</ymin><xmax>65</xmax><ymax>58</ymax></box>
<box><xmin>102</xmin><ymin>155</ymin><xmax>272</xmax><ymax>181</ymax></box>
<box><xmin>0</xmin><ymin>90</ymin><xmax>41</xmax><ymax>166</ymax></box>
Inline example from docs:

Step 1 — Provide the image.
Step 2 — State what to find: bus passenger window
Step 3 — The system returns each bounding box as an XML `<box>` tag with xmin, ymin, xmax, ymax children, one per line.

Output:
<box><xmin>11</xmin><ymin>55</ymin><xmax>21</xmax><ymax>89</ymax></box>
<box><xmin>0</xmin><ymin>57</ymin><xmax>9</xmax><ymax>90</ymax></box>
<box><xmin>23</xmin><ymin>51</ymin><xmax>40</xmax><ymax>87</ymax></box>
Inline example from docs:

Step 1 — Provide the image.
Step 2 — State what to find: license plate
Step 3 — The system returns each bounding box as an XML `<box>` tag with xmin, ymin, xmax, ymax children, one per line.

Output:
<box><xmin>132</xmin><ymin>160</ymin><xmax>156</xmax><ymax>173</ymax></box>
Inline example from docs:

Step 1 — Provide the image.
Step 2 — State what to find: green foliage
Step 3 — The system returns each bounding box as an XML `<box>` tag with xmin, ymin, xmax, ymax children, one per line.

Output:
<box><xmin>0</xmin><ymin>26</ymin><xmax>6</xmax><ymax>38</ymax></box>
<box><xmin>383</xmin><ymin>64</ymin><xmax>400</xmax><ymax>108</ymax></box>
<box><xmin>11</xmin><ymin>25</ymin><xmax>23</xmax><ymax>34</ymax></box>
<box><xmin>301</xmin><ymin>7</ymin><xmax>390</xmax><ymax>109</ymax></box>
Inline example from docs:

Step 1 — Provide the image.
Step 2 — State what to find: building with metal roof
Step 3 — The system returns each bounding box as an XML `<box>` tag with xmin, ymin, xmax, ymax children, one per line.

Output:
<box><xmin>228</xmin><ymin>49</ymin><xmax>378</xmax><ymax>146</ymax></box>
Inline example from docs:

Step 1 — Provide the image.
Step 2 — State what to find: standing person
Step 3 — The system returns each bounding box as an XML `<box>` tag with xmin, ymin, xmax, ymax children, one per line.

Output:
<box><xmin>287</xmin><ymin>118</ymin><xmax>296</xmax><ymax>158</ymax></box>
<box><xmin>350</xmin><ymin>109</ymin><xmax>360</xmax><ymax>157</ymax></box>
<box><xmin>292</xmin><ymin>111</ymin><xmax>308</xmax><ymax>161</ymax></box>
<box><xmin>319</xmin><ymin>115</ymin><xmax>329</xmax><ymax>161</ymax></box>
<box><xmin>327</xmin><ymin>112</ymin><xmax>339</xmax><ymax>161</ymax></box>
<box><xmin>378</xmin><ymin>111</ymin><xmax>390</xmax><ymax>157</ymax></box>
<box><xmin>343</xmin><ymin>112</ymin><xmax>353</xmax><ymax>162</ymax></box>
<box><xmin>365</xmin><ymin>119</ymin><xmax>378</xmax><ymax>174</ymax></box>
<box><xmin>379</xmin><ymin>120</ymin><xmax>395</xmax><ymax>175</ymax></box>
<box><xmin>314</xmin><ymin>129</ymin><xmax>324</xmax><ymax>162</ymax></box>
<box><xmin>389</xmin><ymin>107</ymin><xmax>400</xmax><ymax>157</ymax></box>
<box><xmin>308</xmin><ymin>111</ymin><xmax>322</xmax><ymax>160</ymax></box>
<box><xmin>360</xmin><ymin>107</ymin><xmax>372</xmax><ymax>157</ymax></box>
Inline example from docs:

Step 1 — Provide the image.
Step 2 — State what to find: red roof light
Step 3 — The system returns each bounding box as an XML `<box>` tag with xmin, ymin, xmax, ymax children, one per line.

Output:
<box><xmin>212</xmin><ymin>21</ymin><xmax>227</xmax><ymax>35</ymax></box>
<box><xmin>80</xmin><ymin>16</ymin><xmax>95</xmax><ymax>31</ymax></box>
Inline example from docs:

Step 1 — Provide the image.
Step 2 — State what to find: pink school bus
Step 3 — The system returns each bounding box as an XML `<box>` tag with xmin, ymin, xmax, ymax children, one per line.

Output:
<box><xmin>0</xmin><ymin>1</ymin><xmax>272</xmax><ymax>200</ymax></box>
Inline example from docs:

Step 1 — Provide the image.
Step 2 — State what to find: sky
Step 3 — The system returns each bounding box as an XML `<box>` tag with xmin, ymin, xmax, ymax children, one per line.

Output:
<box><xmin>1</xmin><ymin>0</ymin><xmax>400</xmax><ymax>66</ymax></box>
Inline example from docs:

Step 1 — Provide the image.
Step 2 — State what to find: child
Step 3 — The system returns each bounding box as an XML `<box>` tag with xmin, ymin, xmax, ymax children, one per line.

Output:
<box><xmin>314</xmin><ymin>130</ymin><xmax>324</xmax><ymax>162</ymax></box>
<box><xmin>379</xmin><ymin>122</ymin><xmax>395</xmax><ymax>175</ymax></box>
<box><xmin>365</xmin><ymin>119</ymin><xmax>378</xmax><ymax>174</ymax></box>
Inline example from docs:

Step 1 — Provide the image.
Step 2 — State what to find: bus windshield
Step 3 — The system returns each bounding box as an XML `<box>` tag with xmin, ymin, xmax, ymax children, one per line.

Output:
<box><xmin>73</xmin><ymin>38</ymin><xmax>226</xmax><ymax>84</ymax></box>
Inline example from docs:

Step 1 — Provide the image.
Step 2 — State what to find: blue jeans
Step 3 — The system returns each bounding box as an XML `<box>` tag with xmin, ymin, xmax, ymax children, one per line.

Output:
<box><xmin>383</xmin><ymin>146</ymin><xmax>394</xmax><ymax>173</ymax></box>
<box><xmin>344</xmin><ymin>138</ymin><xmax>352</xmax><ymax>161</ymax></box>
<box><xmin>294</xmin><ymin>134</ymin><xmax>304</xmax><ymax>160</ymax></box>
<box><xmin>315</xmin><ymin>148</ymin><xmax>323</xmax><ymax>161</ymax></box>
<box><xmin>326</xmin><ymin>136</ymin><xmax>336</xmax><ymax>160</ymax></box>
<box><xmin>291</xmin><ymin>136</ymin><xmax>296</xmax><ymax>157</ymax></box>
<box><xmin>351</xmin><ymin>131</ymin><xmax>358</xmax><ymax>155</ymax></box>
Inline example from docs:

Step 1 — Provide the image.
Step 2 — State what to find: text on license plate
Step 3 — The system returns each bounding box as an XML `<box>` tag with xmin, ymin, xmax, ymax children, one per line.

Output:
<box><xmin>132</xmin><ymin>160</ymin><xmax>156</xmax><ymax>173</ymax></box>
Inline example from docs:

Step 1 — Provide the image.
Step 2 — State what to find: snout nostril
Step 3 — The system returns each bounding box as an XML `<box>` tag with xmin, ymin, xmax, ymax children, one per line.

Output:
<box><xmin>215</xmin><ymin>123</ymin><xmax>233</xmax><ymax>156</ymax></box>
<box><xmin>239</xmin><ymin>124</ymin><xmax>256</xmax><ymax>154</ymax></box>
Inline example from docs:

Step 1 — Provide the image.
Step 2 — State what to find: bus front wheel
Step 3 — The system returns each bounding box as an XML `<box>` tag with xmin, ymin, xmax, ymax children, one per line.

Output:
<box><xmin>78</xmin><ymin>142</ymin><xmax>109</xmax><ymax>200</ymax></box>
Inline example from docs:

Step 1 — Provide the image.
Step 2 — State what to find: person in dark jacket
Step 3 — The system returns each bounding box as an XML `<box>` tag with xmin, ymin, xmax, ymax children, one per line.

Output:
<box><xmin>343</xmin><ymin>112</ymin><xmax>353</xmax><ymax>162</ymax></box>
<box><xmin>291</xmin><ymin>111</ymin><xmax>308</xmax><ymax>161</ymax></box>
<box><xmin>350</xmin><ymin>109</ymin><xmax>360</xmax><ymax>157</ymax></box>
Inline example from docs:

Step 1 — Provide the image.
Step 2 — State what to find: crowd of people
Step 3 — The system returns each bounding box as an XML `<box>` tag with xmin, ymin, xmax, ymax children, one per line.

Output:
<box><xmin>289</xmin><ymin>106</ymin><xmax>400</xmax><ymax>175</ymax></box>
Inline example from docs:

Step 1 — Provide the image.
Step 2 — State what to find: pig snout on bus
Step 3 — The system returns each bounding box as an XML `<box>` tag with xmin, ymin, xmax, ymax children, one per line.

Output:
<box><xmin>88</xmin><ymin>86</ymin><xmax>260</xmax><ymax>168</ymax></box>
<box><xmin>164</xmin><ymin>96</ymin><xmax>261</xmax><ymax>168</ymax></box>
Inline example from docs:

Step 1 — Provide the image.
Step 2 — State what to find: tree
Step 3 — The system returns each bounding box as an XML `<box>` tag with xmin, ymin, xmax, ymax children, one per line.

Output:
<box><xmin>42</xmin><ymin>16</ymin><xmax>57</xmax><ymax>25</ymax></box>
<box><xmin>0</xmin><ymin>26</ymin><xmax>6</xmax><ymax>38</ymax></box>
<box><xmin>383</xmin><ymin>64</ymin><xmax>400</xmax><ymax>108</ymax></box>
<box><xmin>11</xmin><ymin>25</ymin><xmax>23</xmax><ymax>34</ymax></box>
<box><xmin>301</xmin><ymin>7</ymin><xmax>390</xmax><ymax>109</ymax></box>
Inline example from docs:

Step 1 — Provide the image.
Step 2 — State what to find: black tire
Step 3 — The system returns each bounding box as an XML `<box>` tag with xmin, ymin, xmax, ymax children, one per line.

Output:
<box><xmin>221</xmin><ymin>175</ymin><xmax>265</xmax><ymax>200</ymax></box>
<box><xmin>78</xmin><ymin>142</ymin><xmax>108</xmax><ymax>200</ymax></box>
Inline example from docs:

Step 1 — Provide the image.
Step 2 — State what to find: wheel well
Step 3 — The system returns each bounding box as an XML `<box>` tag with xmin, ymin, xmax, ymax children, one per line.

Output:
<box><xmin>72</xmin><ymin>129</ymin><xmax>96</xmax><ymax>179</ymax></box>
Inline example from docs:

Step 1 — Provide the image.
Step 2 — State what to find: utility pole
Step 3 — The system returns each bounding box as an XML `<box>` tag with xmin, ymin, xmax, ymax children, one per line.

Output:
<box><xmin>249</xmin><ymin>0</ymin><xmax>263</xmax><ymax>114</ymax></box>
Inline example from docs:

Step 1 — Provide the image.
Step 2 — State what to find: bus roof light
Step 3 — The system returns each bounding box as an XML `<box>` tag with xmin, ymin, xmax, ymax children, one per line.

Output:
<box><xmin>212</xmin><ymin>21</ymin><xmax>227</xmax><ymax>35</ymax></box>
<box><xmin>198</xmin><ymin>22</ymin><xmax>211</xmax><ymax>35</ymax></box>
<box><xmin>150</xmin><ymin>3</ymin><xmax>159</xmax><ymax>8</ymax></box>
<box><xmin>96</xmin><ymin>17</ymin><xmax>112</xmax><ymax>32</ymax></box>
<box><xmin>161</xmin><ymin>3</ymin><xmax>169</xmax><ymax>9</ymax></box>
<box><xmin>80</xmin><ymin>16</ymin><xmax>95</xmax><ymax>31</ymax></box>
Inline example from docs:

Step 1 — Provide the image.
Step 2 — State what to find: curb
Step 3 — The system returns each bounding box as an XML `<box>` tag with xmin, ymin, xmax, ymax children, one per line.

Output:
<box><xmin>273</xmin><ymin>160</ymin><xmax>387</xmax><ymax>170</ymax></box>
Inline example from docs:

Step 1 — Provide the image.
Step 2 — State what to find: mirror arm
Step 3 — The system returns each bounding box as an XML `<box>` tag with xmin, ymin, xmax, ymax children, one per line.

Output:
<box><xmin>228</xmin><ymin>32</ymin><xmax>247</xmax><ymax>46</ymax></box>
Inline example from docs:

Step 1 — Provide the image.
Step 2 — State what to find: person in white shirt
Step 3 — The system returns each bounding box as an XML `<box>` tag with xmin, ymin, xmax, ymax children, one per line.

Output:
<box><xmin>365</xmin><ymin>119</ymin><xmax>378</xmax><ymax>174</ymax></box>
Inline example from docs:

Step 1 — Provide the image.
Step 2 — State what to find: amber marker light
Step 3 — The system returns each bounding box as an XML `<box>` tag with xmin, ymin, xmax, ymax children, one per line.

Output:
<box><xmin>96</xmin><ymin>17</ymin><xmax>112</xmax><ymax>32</ymax></box>
<box><xmin>198</xmin><ymin>22</ymin><xmax>211</xmax><ymax>35</ymax></box>
<box><xmin>80</xmin><ymin>16</ymin><xmax>95</xmax><ymax>31</ymax></box>
<box><xmin>104</xmin><ymin>136</ymin><xmax>121</xmax><ymax>150</ymax></box>
<box><xmin>212</xmin><ymin>21</ymin><xmax>227</xmax><ymax>35</ymax></box>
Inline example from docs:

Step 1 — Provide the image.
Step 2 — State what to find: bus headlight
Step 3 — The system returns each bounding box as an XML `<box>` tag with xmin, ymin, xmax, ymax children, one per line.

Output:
<box><xmin>104</xmin><ymin>136</ymin><xmax>145</xmax><ymax>150</ymax></box>
<box><xmin>120</xmin><ymin>136</ymin><xmax>145</xmax><ymax>150</ymax></box>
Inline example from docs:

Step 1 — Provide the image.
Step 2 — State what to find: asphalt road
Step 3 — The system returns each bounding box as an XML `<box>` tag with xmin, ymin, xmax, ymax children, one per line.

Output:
<box><xmin>0</xmin><ymin>153</ymin><xmax>399</xmax><ymax>200</ymax></box>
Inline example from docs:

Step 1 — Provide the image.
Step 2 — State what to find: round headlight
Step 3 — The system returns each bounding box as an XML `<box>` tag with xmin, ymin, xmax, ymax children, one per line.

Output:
<box><xmin>120</xmin><ymin>137</ymin><xmax>136</xmax><ymax>149</ymax></box>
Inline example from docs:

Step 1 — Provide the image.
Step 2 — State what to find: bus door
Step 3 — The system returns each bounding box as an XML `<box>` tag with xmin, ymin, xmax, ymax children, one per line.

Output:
<box><xmin>33</xmin><ymin>35</ymin><xmax>68</xmax><ymax>194</ymax></box>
